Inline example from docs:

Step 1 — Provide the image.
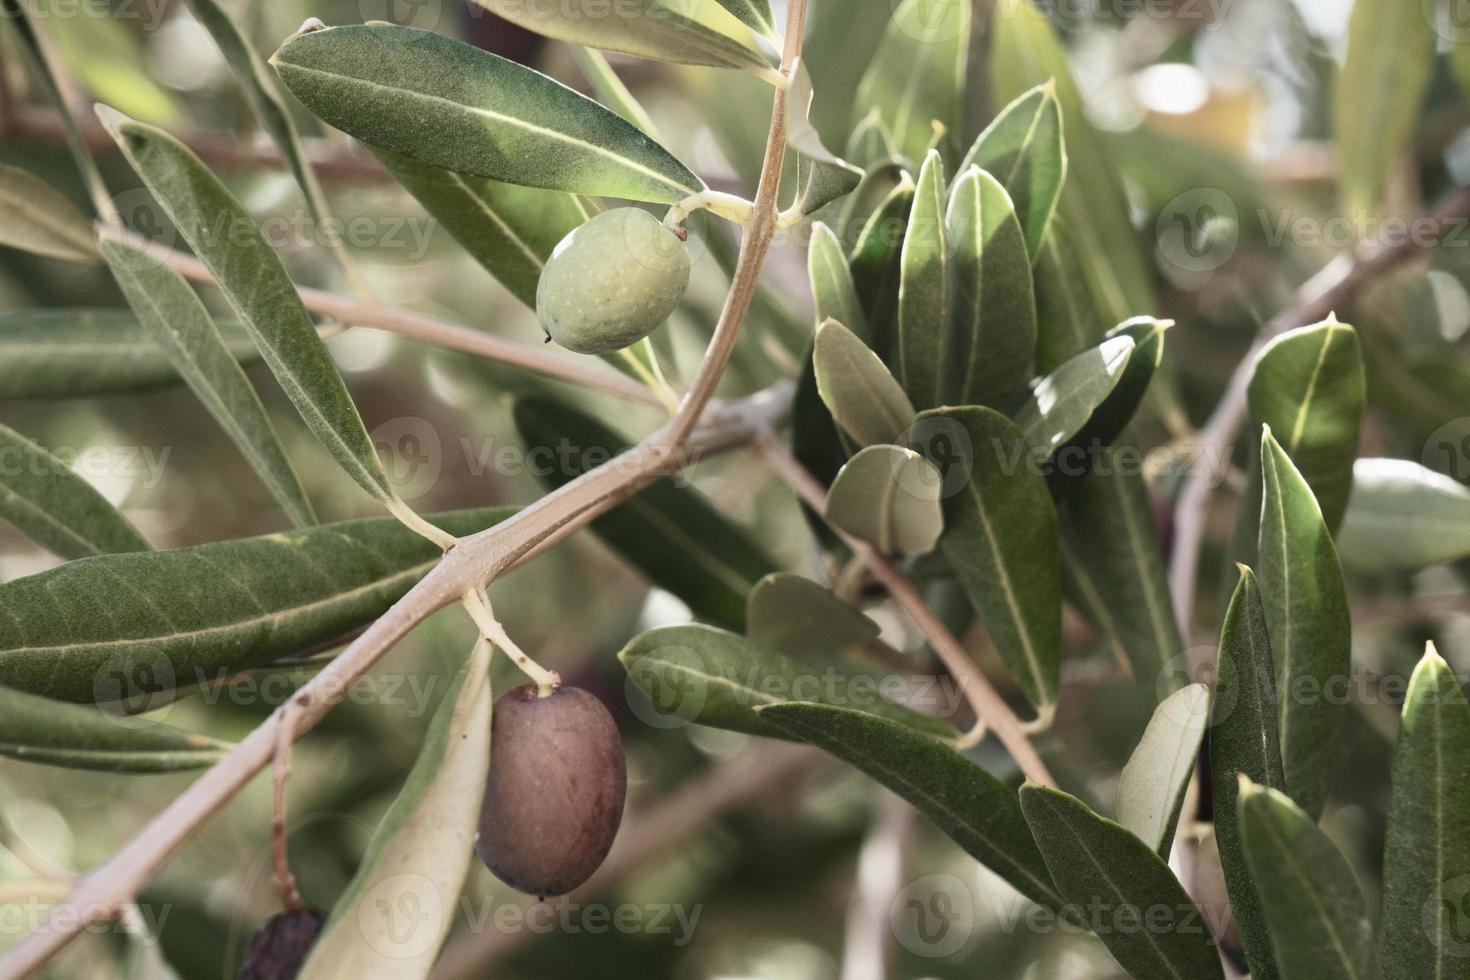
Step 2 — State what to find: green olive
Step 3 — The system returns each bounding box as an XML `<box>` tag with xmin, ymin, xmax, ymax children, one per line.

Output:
<box><xmin>475</xmin><ymin>684</ymin><xmax>626</xmax><ymax>897</ymax></box>
<box><xmin>536</xmin><ymin>207</ymin><xmax>691</xmax><ymax>355</ymax></box>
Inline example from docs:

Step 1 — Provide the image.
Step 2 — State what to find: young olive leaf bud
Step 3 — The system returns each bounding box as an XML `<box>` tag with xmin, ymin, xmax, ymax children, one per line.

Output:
<box><xmin>536</xmin><ymin>207</ymin><xmax>691</xmax><ymax>355</ymax></box>
<box><xmin>475</xmin><ymin>684</ymin><xmax>627</xmax><ymax>897</ymax></box>
<box><xmin>237</xmin><ymin>907</ymin><xmax>325</xmax><ymax>980</ymax></box>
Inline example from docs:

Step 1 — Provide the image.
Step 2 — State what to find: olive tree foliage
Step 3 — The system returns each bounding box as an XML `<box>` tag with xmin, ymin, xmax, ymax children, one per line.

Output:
<box><xmin>0</xmin><ymin>0</ymin><xmax>1469</xmax><ymax>976</ymax></box>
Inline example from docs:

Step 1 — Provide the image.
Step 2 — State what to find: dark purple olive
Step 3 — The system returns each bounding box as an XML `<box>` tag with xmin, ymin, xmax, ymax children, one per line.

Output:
<box><xmin>238</xmin><ymin>907</ymin><xmax>325</xmax><ymax>980</ymax></box>
<box><xmin>475</xmin><ymin>684</ymin><xmax>627</xmax><ymax>897</ymax></box>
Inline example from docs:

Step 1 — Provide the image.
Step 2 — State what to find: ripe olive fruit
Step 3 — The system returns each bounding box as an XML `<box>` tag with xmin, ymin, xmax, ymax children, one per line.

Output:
<box><xmin>238</xmin><ymin>907</ymin><xmax>325</xmax><ymax>980</ymax></box>
<box><xmin>536</xmin><ymin>207</ymin><xmax>691</xmax><ymax>355</ymax></box>
<box><xmin>475</xmin><ymin>684</ymin><xmax>627</xmax><ymax>897</ymax></box>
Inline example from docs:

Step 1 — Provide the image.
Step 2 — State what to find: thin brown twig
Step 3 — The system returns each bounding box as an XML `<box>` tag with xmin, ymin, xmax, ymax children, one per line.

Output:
<box><xmin>1168</xmin><ymin>182</ymin><xmax>1470</xmax><ymax>641</ymax></box>
<box><xmin>751</xmin><ymin>432</ymin><xmax>1056</xmax><ymax>789</ymax></box>
<box><xmin>269</xmin><ymin>695</ymin><xmax>305</xmax><ymax>913</ymax></box>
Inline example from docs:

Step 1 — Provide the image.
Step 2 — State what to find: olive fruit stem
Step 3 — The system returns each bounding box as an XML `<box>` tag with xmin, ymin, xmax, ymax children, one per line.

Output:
<box><xmin>462</xmin><ymin>590</ymin><xmax>560</xmax><ymax>697</ymax></box>
<box><xmin>663</xmin><ymin>190</ymin><xmax>756</xmax><ymax>230</ymax></box>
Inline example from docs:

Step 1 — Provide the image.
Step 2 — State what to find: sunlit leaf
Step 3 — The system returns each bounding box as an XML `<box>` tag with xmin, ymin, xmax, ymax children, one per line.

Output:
<box><xmin>957</xmin><ymin>81</ymin><xmax>1065</xmax><ymax>261</ymax></box>
<box><xmin>943</xmin><ymin>167</ymin><xmax>1035</xmax><ymax>408</ymax></box>
<box><xmin>758</xmin><ymin>702</ymin><xmax>1063</xmax><ymax>911</ymax></box>
<box><xmin>1381</xmin><ymin>644</ymin><xmax>1470</xmax><ymax>980</ymax></box>
<box><xmin>1257</xmin><ymin>428</ymin><xmax>1350</xmax><ymax>819</ymax></box>
<box><xmin>99</xmin><ymin>236</ymin><xmax>317</xmax><ymax>529</ymax></box>
<box><xmin>272</xmin><ymin>24</ymin><xmax>706</xmax><ymax>204</ymax></box>
<box><xmin>1117</xmin><ymin>684</ymin><xmax>1209</xmax><ymax>857</ymax></box>
<box><xmin>813</xmin><ymin>319</ymin><xmax>916</xmax><ymax>447</ymax></box>
<box><xmin>913</xmin><ymin>406</ymin><xmax>1060</xmax><ymax>710</ymax></box>
<box><xmin>712</xmin><ymin>0</ymin><xmax>777</xmax><ymax>40</ymax></box>
<box><xmin>0</xmin><ymin>685</ymin><xmax>228</xmax><ymax>774</ymax></box>
<box><xmin>300</xmin><ymin>641</ymin><xmax>491</xmax><ymax>977</ymax></box>
<box><xmin>1336</xmin><ymin>458</ymin><xmax>1470</xmax><ymax>573</ymax></box>
<box><xmin>0</xmin><ymin>507</ymin><xmax>513</xmax><ymax>704</ymax></box>
<box><xmin>0</xmin><ymin>163</ymin><xmax>100</xmax><ymax>263</ymax></box>
<box><xmin>809</xmin><ymin>222</ymin><xmax>868</xmax><ymax>341</ymax></box>
<box><xmin>785</xmin><ymin>61</ymin><xmax>863</xmax><ymax>217</ymax></box>
<box><xmin>1237</xmin><ymin>779</ymin><xmax>1376</xmax><ymax>980</ymax></box>
<box><xmin>898</xmin><ymin>150</ymin><xmax>948</xmax><ymax>408</ymax></box>
<box><xmin>1011</xmin><ymin>335</ymin><xmax>1133</xmax><ymax>458</ymax></box>
<box><xmin>825</xmin><ymin>445</ymin><xmax>943</xmax><ymax>557</ymax></box>
<box><xmin>513</xmin><ymin>398</ymin><xmax>774</xmax><ymax>630</ymax></box>
<box><xmin>855</xmin><ymin>0</ymin><xmax>970</xmax><ymax>164</ymax></box>
<box><xmin>0</xmin><ymin>423</ymin><xmax>150</xmax><ymax>560</ymax></box>
<box><xmin>619</xmin><ymin>625</ymin><xmax>957</xmax><ymax>739</ymax></box>
<box><xmin>1210</xmin><ymin>565</ymin><xmax>1286</xmax><ymax>980</ymax></box>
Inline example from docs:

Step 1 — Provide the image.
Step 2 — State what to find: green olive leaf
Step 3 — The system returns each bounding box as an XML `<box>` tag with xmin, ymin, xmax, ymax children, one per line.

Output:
<box><xmin>1336</xmin><ymin>0</ymin><xmax>1435</xmax><ymax>218</ymax></box>
<box><xmin>1246</xmin><ymin>318</ymin><xmax>1365</xmax><ymax>534</ymax></box>
<box><xmin>0</xmin><ymin>163</ymin><xmax>101</xmax><ymax>263</ymax></box>
<box><xmin>1257</xmin><ymin>428</ymin><xmax>1350</xmax><ymax>820</ymax></box>
<box><xmin>898</xmin><ymin>150</ymin><xmax>948</xmax><ymax>409</ymax></box>
<box><xmin>0</xmin><ymin>423</ymin><xmax>150</xmax><ymax>560</ymax></box>
<box><xmin>825</xmin><ymin>445</ymin><xmax>944</xmax><ymax>557</ymax></box>
<box><xmin>1061</xmin><ymin>317</ymin><xmax>1169</xmax><ymax>458</ymax></box>
<box><xmin>943</xmin><ymin>167</ymin><xmax>1036</xmax><ymax>408</ymax></box>
<box><xmin>847</xmin><ymin>172</ymin><xmax>914</xmax><ymax>360</ymax></box>
<box><xmin>572</xmin><ymin>47</ymin><xmax>661</xmax><ymax>137</ymax></box>
<box><xmin>0</xmin><ymin>309</ymin><xmax>259</xmax><ymax>399</ymax></box>
<box><xmin>1011</xmin><ymin>335</ymin><xmax>1134</xmax><ymax>457</ymax></box>
<box><xmin>512</xmin><ymin>398</ymin><xmax>774</xmax><ymax>630</ymax></box>
<box><xmin>712</xmin><ymin>0</ymin><xmax>777</xmax><ymax>40</ymax></box>
<box><xmin>1034</xmin><ymin>218</ymin><xmax>1108</xmax><ymax>373</ymax></box>
<box><xmin>300</xmin><ymin>640</ymin><xmax>492</xmax><ymax>977</ymax></box>
<box><xmin>1237</xmin><ymin>779</ymin><xmax>1376</xmax><ymax>980</ymax></box>
<box><xmin>745</xmin><ymin>573</ymin><xmax>880</xmax><ymax>656</ymax></box>
<box><xmin>100</xmin><ymin>109</ymin><xmax>400</xmax><ymax>508</ymax></box>
<box><xmin>809</xmin><ymin>222</ymin><xmax>869</xmax><ymax>341</ymax></box>
<box><xmin>466</xmin><ymin>0</ymin><xmax>777</xmax><ymax>78</ymax></box>
<box><xmin>0</xmin><ymin>684</ymin><xmax>230</xmax><ymax>774</ymax></box>
<box><xmin>1381</xmin><ymin>644</ymin><xmax>1470</xmax><ymax>980</ymax></box>
<box><xmin>273</xmin><ymin>24</ymin><xmax>707</xmax><ymax>204</ymax></box>
<box><xmin>757</xmin><ymin>702</ymin><xmax>1063</xmax><ymax>912</ymax></box>
<box><xmin>1117</xmin><ymin>684</ymin><xmax>1209</xmax><ymax>857</ymax></box>
<box><xmin>912</xmin><ymin>406</ymin><xmax>1060</xmax><ymax>711</ymax></box>
<box><xmin>618</xmin><ymin>624</ymin><xmax>957</xmax><ymax>739</ymax></box>
<box><xmin>785</xmin><ymin>61</ymin><xmax>863</xmax><ymax>217</ymax></box>
<box><xmin>813</xmin><ymin>319</ymin><xmax>917</xmax><ymax>447</ymax></box>
<box><xmin>99</xmin><ymin>236</ymin><xmax>317</xmax><ymax>530</ymax></box>
<box><xmin>1210</xmin><ymin>565</ymin><xmax>1286</xmax><ymax>980</ymax></box>
<box><xmin>1020</xmin><ymin>785</ymin><xmax>1225</xmax><ymax>980</ymax></box>
<box><xmin>1336</xmin><ymin>458</ymin><xmax>1470</xmax><ymax>573</ymax></box>
<box><xmin>957</xmin><ymin>81</ymin><xmax>1066</xmax><ymax>261</ymax></box>
<box><xmin>991</xmin><ymin>0</ymin><xmax>1151</xmax><ymax>322</ymax></box>
<box><xmin>844</xmin><ymin>110</ymin><xmax>901</xmax><ymax>170</ymax></box>
<box><xmin>0</xmin><ymin>507</ymin><xmax>514</xmax><ymax>704</ymax></box>
<box><xmin>854</xmin><ymin>0</ymin><xmax>970</xmax><ymax>165</ymax></box>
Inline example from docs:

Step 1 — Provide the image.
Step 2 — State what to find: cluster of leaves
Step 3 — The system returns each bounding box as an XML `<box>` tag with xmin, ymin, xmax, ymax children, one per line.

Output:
<box><xmin>3</xmin><ymin>0</ymin><xmax>1470</xmax><ymax>977</ymax></box>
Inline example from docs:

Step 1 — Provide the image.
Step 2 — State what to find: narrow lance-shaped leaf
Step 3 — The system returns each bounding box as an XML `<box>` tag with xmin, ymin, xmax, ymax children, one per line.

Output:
<box><xmin>0</xmin><ymin>423</ymin><xmax>150</xmax><ymax>560</ymax></box>
<box><xmin>272</xmin><ymin>24</ymin><xmax>707</xmax><ymax>204</ymax></box>
<box><xmin>99</xmin><ymin>236</ymin><xmax>318</xmax><ymax>529</ymax></box>
<box><xmin>0</xmin><ymin>684</ymin><xmax>229</xmax><ymax>774</ymax></box>
<box><xmin>1246</xmin><ymin>317</ymin><xmax>1365</xmax><ymax>534</ymax></box>
<box><xmin>1011</xmin><ymin>335</ymin><xmax>1134</xmax><ymax>458</ymax></box>
<box><xmin>0</xmin><ymin>507</ymin><xmax>514</xmax><ymax>704</ymax></box>
<box><xmin>1257</xmin><ymin>427</ymin><xmax>1350</xmax><ymax>819</ymax></box>
<box><xmin>1237</xmin><ymin>779</ymin><xmax>1376</xmax><ymax>980</ymax></box>
<box><xmin>757</xmin><ymin>703</ymin><xmax>1063</xmax><ymax>912</ymax></box>
<box><xmin>466</xmin><ymin>0</ymin><xmax>777</xmax><ymax>78</ymax></box>
<box><xmin>619</xmin><ymin>625</ymin><xmax>957</xmax><ymax>739</ymax></box>
<box><xmin>746</xmin><ymin>573</ymin><xmax>879</xmax><ymax>657</ymax></box>
<box><xmin>1210</xmin><ymin>565</ymin><xmax>1285</xmax><ymax>980</ymax></box>
<box><xmin>809</xmin><ymin>222</ymin><xmax>868</xmax><ymax>341</ymax></box>
<box><xmin>1020</xmin><ymin>785</ymin><xmax>1225</xmax><ymax>980</ymax></box>
<box><xmin>0</xmin><ymin>163</ymin><xmax>101</xmax><ymax>263</ymax></box>
<box><xmin>572</xmin><ymin>47</ymin><xmax>660</xmax><ymax>137</ymax></box>
<box><xmin>1057</xmin><ymin>317</ymin><xmax>1169</xmax><ymax>464</ymax></box>
<box><xmin>847</xmin><ymin>173</ymin><xmax>914</xmax><ymax>361</ymax></box>
<box><xmin>1336</xmin><ymin>458</ymin><xmax>1470</xmax><ymax>573</ymax></box>
<box><xmin>299</xmin><ymin>640</ymin><xmax>492</xmax><ymax>978</ymax></box>
<box><xmin>913</xmin><ymin>406</ymin><xmax>1061</xmax><ymax>711</ymax></box>
<box><xmin>513</xmin><ymin>398</ymin><xmax>774</xmax><ymax>630</ymax></box>
<box><xmin>855</xmin><ymin>0</ymin><xmax>970</xmax><ymax>164</ymax></box>
<box><xmin>1336</xmin><ymin>0</ymin><xmax>1435</xmax><ymax>218</ymax></box>
<box><xmin>898</xmin><ymin>150</ymin><xmax>948</xmax><ymax>408</ymax></box>
<box><xmin>813</xmin><ymin>319</ymin><xmax>917</xmax><ymax>447</ymax></box>
<box><xmin>943</xmin><ymin>167</ymin><xmax>1036</xmax><ymax>408</ymax></box>
<box><xmin>785</xmin><ymin>60</ymin><xmax>863</xmax><ymax>217</ymax></box>
<box><xmin>958</xmin><ymin>81</ymin><xmax>1066</xmax><ymax>261</ymax></box>
<box><xmin>1117</xmin><ymin>684</ymin><xmax>1210</xmax><ymax>857</ymax></box>
<box><xmin>100</xmin><ymin>110</ymin><xmax>399</xmax><ymax>506</ymax></box>
<box><xmin>1381</xmin><ymin>644</ymin><xmax>1470</xmax><ymax>980</ymax></box>
<box><xmin>825</xmin><ymin>445</ymin><xmax>943</xmax><ymax>557</ymax></box>
<box><xmin>183</xmin><ymin>0</ymin><xmax>355</xmax><ymax>281</ymax></box>
<box><xmin>0</xmin><ymin>309</ymin><xmax>260</xmax><ymax>399</ymax></box>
